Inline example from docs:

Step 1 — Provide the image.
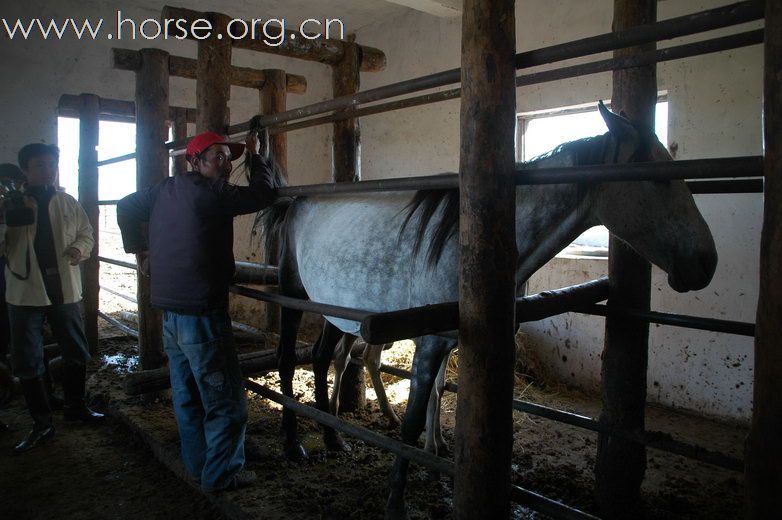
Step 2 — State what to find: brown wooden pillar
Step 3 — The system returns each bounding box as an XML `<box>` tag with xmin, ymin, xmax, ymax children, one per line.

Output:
<box><xmin>170</xmin><ymin>107</ymin><xmax>189</xmax><ymax>176</ymax></box>
<box><xmin>595</xmin><ymin>1</ymin><xmax>657</xmax><ymax>517</ymax></box>
<box><xmin>77</xmin><ymin>93</ymin><xmax>100</xmax><ymax>354</ymax></box>
<box><xmin>454</xmin><ymin>1</ymin><xmax>517</xmax><ymax>518</ymax></box>
<box><xmin>260</xmin><ymin>69</ymin><xmax>287</xmax><ymax>334</ymax></box>
<box><xmin>331</xmin><ymin>42</ymin><xmax>365</xmax><ymax>412</ymax></box>
<box><xmin>746</xmin><ymin>2</ymin><xmax>782</xmax><ymax>518</ymax></box>
<box><xmin>135</xmin><ymin>49</ymin><xmax>169</xmax><ymax>370</ymax></box>
<box><xmin>196</xmin><ymin>12</ymin><xmax>231</xmax><ymax>133</ymax></box>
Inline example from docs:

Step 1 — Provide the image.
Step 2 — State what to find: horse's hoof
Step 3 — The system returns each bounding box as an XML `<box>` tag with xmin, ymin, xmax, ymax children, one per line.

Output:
<box><xmin>284</xmin><ymin>440</ymin><xmax>308</xmax><ymax>462</ymax></box>
<box><xmin>436</xmin><ymin>443</ymin><xmax>451</xmax><ymax>458</ymax></box>
<box><xmin>324</xmin><ymin>430</ymin><xmax>351</xmax><ymax>452</ymax></box>
<box><xmin>384</xmin><ymin>501</ymin><xmax>409</xmax><ymax>520</ymax></box>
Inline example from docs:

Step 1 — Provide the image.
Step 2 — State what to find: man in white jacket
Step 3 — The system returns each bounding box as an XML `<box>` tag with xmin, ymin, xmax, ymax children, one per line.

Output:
<box><xmin>1</xmin><ymin>143</ymin><xmax>103</xmax><ymax>453</ymax></box>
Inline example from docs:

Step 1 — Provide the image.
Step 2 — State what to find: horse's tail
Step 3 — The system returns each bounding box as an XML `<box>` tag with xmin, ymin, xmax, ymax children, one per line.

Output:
<box><xmin>255</xmin><ymin>197</ymin><xmax>294</xmax><ymax>257</ymax></box>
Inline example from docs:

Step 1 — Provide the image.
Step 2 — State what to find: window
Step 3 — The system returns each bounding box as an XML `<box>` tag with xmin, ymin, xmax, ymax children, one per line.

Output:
<box><xmin>57</xmin><ymin>117</ymin><xmax>138</xmax><ymax>200</ymax></box>
<box><xmin>517</xmin><ymin>98</ymin><xmax>669</xmax><ymax>257</ymax></box>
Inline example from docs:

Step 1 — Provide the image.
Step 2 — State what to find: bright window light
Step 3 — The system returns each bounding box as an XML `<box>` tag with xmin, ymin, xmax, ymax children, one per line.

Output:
<box><xmin>57</xmin><ymin>117</ymin><xmax>138</xmax><ymax>201</ymax></box>
<box><xmin>519</xmin><ymin>100</ymin><xmax>669</xmax><ymax>255</ymax></box>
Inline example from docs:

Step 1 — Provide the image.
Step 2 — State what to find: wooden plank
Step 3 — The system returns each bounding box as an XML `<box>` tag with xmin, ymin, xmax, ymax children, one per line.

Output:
<box><xmin>746</xmin><ymin>2</ymin><xmax>782</xmax><ymax>518</ymax></box>
<box><xmin>134</xmin><ymin>49</ymin><xmax>169</xmax><ymax>371</ymax></box>
<box><xmin>260</xmin><ymin>69</ymin><xmax>288</xmax><ymax>334</ymax></box>
<box><xmin>595</xmin><ymin>1</ymin><xmax>656</xmax><ymax>518</ymax></box>
<box><xmin>453</xmin><ymin>1</ymin><xmax>517</xmax><ymax>519</ymax></box>
<box><xmin>77</xmin><ymin>94</ymin><xmax>100</xmax><ymax>354</ymax></box>
<box><xmin>331</xmin><ymin>42</ymin><xmax>365</xmax><ymax>411</ymax></box>
<box><xmin>58</xmin><ymin>93</ymin><xmax>195</xmax><ymax>123</ymax></box>
<box><xmin>113</xmin><ymin>48</ymin><xmax>307</xmax><ymax>94</ymax></box>
<box><xmin>170</xmin><ymin>106</ymin><xmax>189</xmax><ymax>175</ymax></box>
<box><xmin>196</xmin><ymin>13</ymin><xmax>231</xmax><ymax>133</ymax></box>
<box><xmin>161</xmin><ymin>5</ymin><xmax>386</xmax><ymax>72</ymax></box>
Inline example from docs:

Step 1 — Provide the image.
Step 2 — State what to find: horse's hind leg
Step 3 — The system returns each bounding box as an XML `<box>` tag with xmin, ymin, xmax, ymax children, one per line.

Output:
<box><xmin>312</xmin><ymin>322</ymin><xmax>353</xmax><ymax>451</ymax></box>
<box><xmin>386</xmin><ymin>335</ymin><xmax>451</xmax><ymax>520</ymax></box>
<box><xmin>424</xmin><ymin>349</ymin><xmax>451</xmax><ymax>458</ymax></box>
<box><xmin>278</xmin><ymin>306</ymin><xmax>307</xmax><ymax>461</ymax></box>
<box><xmin>364</xmin><ymin>343</ymin><xmax>400</xmax><ymax>428</ymax></box>
<box><xmin>329</xmin><ymin>333</ymin><xmax>356</xmax><ymax>416</ymax></box>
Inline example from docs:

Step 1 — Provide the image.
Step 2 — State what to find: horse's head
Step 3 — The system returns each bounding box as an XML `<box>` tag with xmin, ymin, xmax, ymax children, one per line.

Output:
<box><xmin>592</xmin><ymin>102</ymin><xmax>717</xmax><ymax>292</ymax></box>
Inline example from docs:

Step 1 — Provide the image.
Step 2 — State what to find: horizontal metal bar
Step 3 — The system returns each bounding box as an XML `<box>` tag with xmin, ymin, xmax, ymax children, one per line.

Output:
<box><xmin>277</xmin><ymin>157</ymin><xmax>763</xmax><ymax>197</ymax></box>
<box><xmin>98</xmin><ymin>311</ymin><xmax>138</xmax><ymax>338</ymax></box>
<box><xmin>229</xmin><ymin>285</ymin><xmax>371</xmax><ymax>322</ymax></box>
<box><xmin>164</xmin><ymin>1</ymin><xmax>762</xmax><ymax>151</ymax></box>
<box><xmin>97</xmin><ymin>152</ymin><xmax>137</xmax><ymax>167</ymax></box>
<box><xmin>271</xmin><ymin>29</ymin><xmax>762</xmax><ymax>137</ymax></box>
<box><xmin>361</xmin><ymin>278</ymin><xmax>609</xmax><ymax>344</ymax></box>
<box><xmin>370</xmin><ymin>362</ymin><xmax>741</xmax><ymax>472</ymax></box>
<box><xmin>686</xmin><ymin>178</ymin><xmax>764</xmax><ymax>194</ymax></box>
<box><xmin>100</xmin><ymin>285</ymin><xmax>137</xmax><ymax>304</ymax></box>
<box><xmin>233</xmin><ymin>262</ymin><xmax>279</xmax><ymax>285</ymax></box>
<box><xmin>245</xmin><ymin>379</ymin><xmax>453</xmax><ymax>475</ymax></box>
<box><xmin>98</xmin><ymin>256</ymin><xmax>138</xmax><ymax>271</ymax></box>
<box><xmin>578</xmin><ymin>304</ymin><xmax>755</xmax><ymax>337</ymax></box>
<box><xmin>245</xmin><ymin>380</ymin><xmax>599</xmax><ymax>520</ymax></box>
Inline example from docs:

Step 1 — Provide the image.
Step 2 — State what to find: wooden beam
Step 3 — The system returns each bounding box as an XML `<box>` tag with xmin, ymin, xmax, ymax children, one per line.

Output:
<box><xmin>746</xmin><ymin>2</ymin><xmax>782</xmax><ymax>518</ymax></box>
<box><xmin>77</xmin><ymin>94</ymin><xmax>100</xmax><ymax>354</ymax></box>
<box><xmin>58</xmin><ymin>94</ymin><xmax>195</xmax><ymax>124</ymax></box>
<box><xmin>453</xmin><ymin>1</ymin><xmax>517</xmax><ymax>519</ymax></box>
<box><xmin>595</xmin><ymin>1</ymin><xmax>657</xmax><ymax>518</ymax></box>
<box><xmin>112</xmin><ymin>48</ymin><xmax>307</xmax><ymax>94</ymax></box>
<box><xmin>170</xmin><ymin>106</ymin><xmax>189</xmax><ymax>175</ymax></box>
<box><xmin>330</xmin><ymin>42</ymin><xmax>365</xmax><ymax>412</ymax></box>
<box><xmin>161</xmin><ymin>5</ymin><xmax>386</xmax><ymax>72</ymax></box>
<box><xmin>196</xmin><ymin>12</ymin><xmax>231</xmax><ymax>133</ymax></box>
<box><xmin>260</xmin><ymin>69</ymin><xmax>288</xmax><ymax>334</ymax></box>
<box><xmin>135</xmin><ymin>49</ymin><xmax>169</xmax><ymax>371</ymax></box>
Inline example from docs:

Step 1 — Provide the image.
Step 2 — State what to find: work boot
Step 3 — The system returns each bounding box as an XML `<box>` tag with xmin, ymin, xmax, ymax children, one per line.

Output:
<box><xmin>62</xmin><ymin>363</ymin><xmax>105</xmax><ymax>423</ymax></box>
<box><xmin>14</xmin><ymin>377</ymin><xmax>55</xmax><ymax>453</ymax></box>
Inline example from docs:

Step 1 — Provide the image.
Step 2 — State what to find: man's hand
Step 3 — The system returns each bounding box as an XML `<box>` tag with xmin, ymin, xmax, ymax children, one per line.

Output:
<box><xmin>63</xmin><ymin>247</ymin><xmax>82</xmax><ymax>266</ymax></box>
<box><xmin>245</xmin><ymin>128</ymin><xmax>270</xmax><ymax>160</ymax></box>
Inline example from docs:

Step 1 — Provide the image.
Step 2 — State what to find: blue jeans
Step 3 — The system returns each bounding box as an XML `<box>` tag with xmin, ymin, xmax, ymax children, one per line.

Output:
<box><xmin>163</xmin><ymin>309</ymin><xmax>247</xmax><ymax>491</ymax></box>
<box><xmin>8</xmin><ymin>302</ymin><xmax>90</xmax><ymax>380</ymax></box>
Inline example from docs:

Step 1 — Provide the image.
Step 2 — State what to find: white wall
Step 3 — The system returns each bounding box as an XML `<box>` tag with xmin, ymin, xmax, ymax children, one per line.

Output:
<box><xmin>2</xmin><ymin>0</ymin><xmax>762</xmax><ymax>421</ymax></box>
<box><xmin>354</xmin><ymin>0</ymin><xmax>762</xmax><ymax>422</ymax></box>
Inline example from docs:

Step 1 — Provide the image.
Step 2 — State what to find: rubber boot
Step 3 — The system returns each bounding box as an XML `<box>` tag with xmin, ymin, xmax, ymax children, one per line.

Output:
<box><xmin>62</xmin><ymin>363</ymin><xmax>105</xmax><ymax>424</ymax></box>
<box><xmin>14</xmin><ymin>377</ymin><xmax>55</xmax><ymax>453</ymax></box>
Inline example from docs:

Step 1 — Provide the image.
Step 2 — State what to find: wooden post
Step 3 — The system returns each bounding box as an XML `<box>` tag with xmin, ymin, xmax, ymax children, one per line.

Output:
<box><xmin>196</xmin><ymin>12</ymin><xmax>231</xmax><ymax>133</ymax></box>
<box><xmin>77</xmin><ymin>94</ymin><xmax>100</xmax><ymax>354</ymax></box>
<box><xmin>331</xmin><ymin>42</ymin><xmax>365</xmax><ymax>412</ymax></box>
<box><xmin>595</xmin><ymin>1</ymin><xmax>656</xmax><ymax>517</ymax></box>
<box><xmin>170</xmin><ymin>106</ymin><xmax>189</xmax><ymax>176</ymax></box>
<box><xmin>746</xmin><ymin>2</ymin><xmax>782</xmax><ymax>518</ymax></box>
<box><xmin>135</xmin><ymin>49</ymin><xmax>169</xmax><ymax>371</ymax></box>
<box><xmin>260</xmin><ymin>69</ymin><xmax>288</xmax><ymax>334</ymax></box>
<box><xmin>454</xmin><ymin>1</ymin><xmax>517</xmax><ymax>518</ymax></box>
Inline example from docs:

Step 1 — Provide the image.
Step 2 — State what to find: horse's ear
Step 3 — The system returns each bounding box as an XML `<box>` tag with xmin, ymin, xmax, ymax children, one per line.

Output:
<box><xmin>598</xmin><ymin>100</ymin><xmax>634</xmax><ymax>138</ymax></box>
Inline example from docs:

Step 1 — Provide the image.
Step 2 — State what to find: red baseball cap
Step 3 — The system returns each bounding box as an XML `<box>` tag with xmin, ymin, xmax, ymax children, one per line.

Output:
<box><xmin>185</xmin><ymin>132</ymin><xmax>245</xmax><ymax>164</ymax></box>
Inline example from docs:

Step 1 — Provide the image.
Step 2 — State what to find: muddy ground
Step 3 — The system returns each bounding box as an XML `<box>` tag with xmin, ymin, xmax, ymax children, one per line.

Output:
<box><xmin>0</xmin><ymin>322</ymin><xmax>747</xmax><ymax>520</ymax></box>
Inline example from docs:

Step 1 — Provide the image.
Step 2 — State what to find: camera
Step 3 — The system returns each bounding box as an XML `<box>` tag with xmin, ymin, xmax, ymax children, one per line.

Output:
<box><xmin>0</xmin><ymin>178</ymin><xmax>35</xmax><ymax>227</ymax></box>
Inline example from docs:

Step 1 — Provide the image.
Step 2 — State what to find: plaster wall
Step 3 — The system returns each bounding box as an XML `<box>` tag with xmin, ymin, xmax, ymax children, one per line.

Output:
<box><xmin>354</xmin><ymin>0</ymin><xmax>762</xmax><ymax>422</ymax></box>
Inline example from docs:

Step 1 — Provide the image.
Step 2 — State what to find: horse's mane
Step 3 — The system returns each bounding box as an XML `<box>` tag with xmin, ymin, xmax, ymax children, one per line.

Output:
<box><xmin>399</xmin><ymin>134</ymin><xmax>608</xmax><ymax>268</ymax></box>
<box><xmin>242</xmin><ymin>116</ymin><xmax>293</xmax><ymax>257</ymax></box>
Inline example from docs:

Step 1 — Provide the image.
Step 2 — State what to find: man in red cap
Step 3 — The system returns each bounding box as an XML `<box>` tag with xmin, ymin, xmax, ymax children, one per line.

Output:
<box><xmin>117</xmin><ymin>129</ymin><xmax>279</xmax><ymax>492</ymax></box>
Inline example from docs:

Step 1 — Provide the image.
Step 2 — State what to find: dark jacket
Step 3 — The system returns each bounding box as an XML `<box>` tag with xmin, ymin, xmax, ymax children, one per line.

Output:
<box><xmin>117</xmin><ymin>155</ymin><xmax>275</xmax><ymax>314</ymax></box>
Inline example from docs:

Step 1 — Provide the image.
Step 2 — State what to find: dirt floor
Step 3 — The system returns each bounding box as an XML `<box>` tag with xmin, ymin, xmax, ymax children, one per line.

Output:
<box><xmin>0</xmin><ymin>323</ymin><xmax>748</xmax><ymax>520</ymax></box>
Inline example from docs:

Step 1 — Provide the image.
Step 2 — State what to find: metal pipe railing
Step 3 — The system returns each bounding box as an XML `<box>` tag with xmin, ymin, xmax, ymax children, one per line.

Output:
<box><xmin>277</xmin><ymin>157</ymin><xmax>763</xmax><ymax>198</ymax></box>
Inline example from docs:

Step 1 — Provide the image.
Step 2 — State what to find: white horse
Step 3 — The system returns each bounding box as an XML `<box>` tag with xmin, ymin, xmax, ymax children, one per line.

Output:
<box><xmin>263</xmin><ymin>103</ymin><xmax>717</xmax><ymax>519</ymax></box>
